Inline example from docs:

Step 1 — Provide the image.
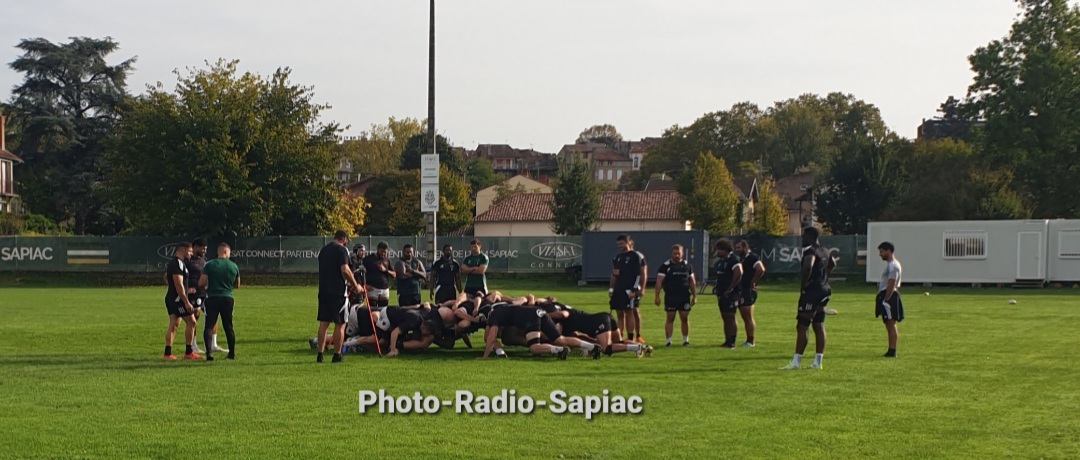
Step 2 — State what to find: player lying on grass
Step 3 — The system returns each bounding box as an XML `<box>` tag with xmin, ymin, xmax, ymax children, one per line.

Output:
<box><xmin>535</xmin><ymin>300</ymin><xmax>652</xmax><ymax>358</ymax></box>
<box><xmin>309</xmin><ymin>306</ymin><xmax>434</xmax><ymax>356</ymax></box>
<box><xmin>479</xmin><ymin>303</ymin><xmax>602</xmax><ymax>360</ymax></box>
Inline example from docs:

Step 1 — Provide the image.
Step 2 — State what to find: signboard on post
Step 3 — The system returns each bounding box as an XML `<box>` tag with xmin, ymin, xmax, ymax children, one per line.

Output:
<box><xmin>420</xmin><ymin>184</ymin><xmax>439</xmax><ymax>212</ymax></box>
<box><xmin>421</xmin><ymin>154</ymin><xmax>439</xmax><ymax>185</ymax></box>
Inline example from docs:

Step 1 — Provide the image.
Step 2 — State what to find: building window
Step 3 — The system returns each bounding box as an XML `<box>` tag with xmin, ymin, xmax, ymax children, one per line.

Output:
<box><xmin>943</xmin><ymin>231</ymin><xmax>988</xmax><ymax>259</ymax></box>
<box><xmin>1059</xmin><ymin>230</ymin><xmax>1080</xmax><ymax>258</ymax></box>
<box><xmin>617</xmin><ymin>170</ymin><xmax>623</xmax><ymax>180</ymax></box>
<box><xmin>632</xmin><ymin>155</ymin><xmax>641</xmax><ymax>170</ymax></box>
<box><xmin>606</xmin><ymin>169</ymin><xmax>613</xmax><ymax>181</ymax></box>
<box><xmin>597</xmin><ymin>169</ymin><xmax>603</xmax><ymax>180</ymax></box>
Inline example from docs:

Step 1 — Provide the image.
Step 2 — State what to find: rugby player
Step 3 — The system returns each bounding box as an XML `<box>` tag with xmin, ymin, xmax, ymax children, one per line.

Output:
<box><xmin>713</xmin><ymin>238</ymin><xmax>744</xmax><ymax>349</ymax></box>
<box><xmin>163</xmin><ymin>242</ymin><xmax>200</xmax><ymax>360</ymax></box>
<box><xmin>780</xmin><ymin>227</ymin><xmax>835</xmax><ymax>370</ymax></box>
<box><xmin>654</xmin><ymin>244</ymin><xmax>696</xmax><ymax>347</ymax></box>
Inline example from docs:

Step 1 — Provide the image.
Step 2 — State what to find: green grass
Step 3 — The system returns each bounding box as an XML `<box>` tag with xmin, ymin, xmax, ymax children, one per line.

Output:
<box><xmin>1</xmin><ymin>281</ymin><xmax>1078</xmax><ymax>459</ymax></box>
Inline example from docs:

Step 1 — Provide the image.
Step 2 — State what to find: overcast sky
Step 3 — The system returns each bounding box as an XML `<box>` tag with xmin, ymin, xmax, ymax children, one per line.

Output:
<box><xmin>0</xmin><ymin>1</ymin><xmax>1032</xmax><ymax>153</ymax></box>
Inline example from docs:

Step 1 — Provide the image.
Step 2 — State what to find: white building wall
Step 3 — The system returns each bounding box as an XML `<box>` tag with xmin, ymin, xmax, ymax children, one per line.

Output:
<box><xmin>866</xmin><ymin>220</ymin><xmax>1050</xmax><ymax>284</ymax></box>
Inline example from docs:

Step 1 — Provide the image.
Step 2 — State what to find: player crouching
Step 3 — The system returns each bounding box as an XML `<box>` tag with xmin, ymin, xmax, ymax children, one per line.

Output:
<box><xmin>480</xmin><ymin>304</ymin><xmax>602</xmax><ymax>360</ymax></box>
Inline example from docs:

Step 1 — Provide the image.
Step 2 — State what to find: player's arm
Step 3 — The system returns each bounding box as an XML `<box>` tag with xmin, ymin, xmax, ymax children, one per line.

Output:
<box><xmin>234</xmin><ymin>274</ymin><xmax>240</xmax><ymax>289</ymax></box>
<box><xmin>455</xmin><ymin>265</ymin><xmax>463</xmax><ymax>293</ymax></box>
<box><xmin>884</xmin><ymin>265</ymin><xmax>898</xmax><ymax>300</ymax></box>
<box><xmin>382</xmin><ymin>258</ymin><xmax>396</xmax><ymax>279</ymax></box>
<box><xmin>751</xmin><ymin>261</ymin><xmax>765</xmax><ymax>288</ymax></box>
<box><xmin>689</xmin><ymin>273</ymin><xmax>698</xmax><ymax>305</ymax></box>
<box><xmin>473</xmin><ymin>261</ymin><xmax>487</xmax><ymax>275</ymax></box>
<box><xmin>340</xmin><ymin>262</ymin><xmax>360</xmax><ymax>293</ymax></box>
<box><xmin>639</xmin><ymin>261</ymin><xmax>648</xmax><ymax>295</ymax></box>
<box><xmin>413</xmin><ymin>261</ymin><xmax>427</xmax><ymax>279</ymax></box>
<box><xmin>173</xmin><ymin>273</ymin><xmax>192</xmax><ymax>309</ymax></box>
<box><xmin>653</xmin><ymin>271</ymin><xmax>665</xmax><ymax>305</ymax></box>
<box><xmin>726</xmin><ymin>265</ymin><xmax>743</xmax><ymax>294</ymax></box>
<box><xmin>387</xmin><ymin>327</ymin><xmax>402</xmax><ymax>356</ymax></box>
<box><xmin>609</xmin><ymin>267</ymin><xmax>619</xmax><ymax>297</ymax></box>
<box><xmin>481</xmin><ymin>325</ymin><xmax>502</xmax><ymax>358</ymax></box>
<box><xmin>198</xmin><ymin>274</ymin><xmax>209</xmax><ymax>292</ymax></box>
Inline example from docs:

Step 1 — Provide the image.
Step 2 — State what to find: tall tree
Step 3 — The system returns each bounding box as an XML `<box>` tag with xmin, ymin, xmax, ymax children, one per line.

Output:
<box><xmin>816</xmin><ymin>136</ymin><xmax>904</xmax><ymax>234</ymax></box>
<box><xmin>750</xmin><ymin>179</ymin><xmax>788</xmax><ymax>236</ymax></box>
<box><xmin>339</xmin><ymin>116</ymin><xmax>424</xmax><ymax>178</ymax></box>
<box><xmin>550</xmin><ymin>155</ymin><xmax>601</xmax><ymax>235</ymax></box>
<box><xmin>465</xmin><ymin>157</ymin><xmax>501</xmax><ymax>194</ymax></box>
<box><xmin>882</xmin><ymin>138</ymin><xmax>1029</xmax><ymax>220</ymax></box>
<box><xmin>640</xmin><ymin>102</ymin><xmax>764</xmax><ymax>182</ymax></box>
<box><xmin>4</xmin><ymin>37</ymin><xmax>136</xmax><ymax>234</ymax></box>
<box><xmin>399</xmin><ymin>133</ymin><xmax>465</xmax><ymax>176</ymax></box>
<box><xmin>105</xmin><ymin>60</ymin><xmax>340</xmax><ymax>236</ymax></box>
<box><xmin>964</xmin><ymin>0</ymin><xmax>1080</xmax><ymax>217</ymax></box>
<box><xmin>329</xmin><ymin>192</ymin><xmax>368</xmax><ymax>236</ymax></box>
<box><xmin>679</xmin><ymin>152</ymin><xmax>739</xmax><ymax>234</ymax></box>
<box><xmin>576</xmin><ymin>124</ymin><xmax>623</xmax><ymax>147</ymax></box>
<box><xmin>361</xmin><ymin>166</ymin><xmax>472</xmax><ymax>236</ymax></box>
<box><xmin>437</xmin><ymin>165</ymin><xmax>474</xmax><ymax>234</ymax></box>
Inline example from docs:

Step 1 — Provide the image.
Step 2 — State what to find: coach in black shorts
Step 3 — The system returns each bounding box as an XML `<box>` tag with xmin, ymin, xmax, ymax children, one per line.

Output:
<box><xmin>316</xmin><ymin>230</ymin><xmax>361</xmax><ymax>363</ymax></box>
<box><xmin>780</xmin><ymin>227</ymin><xmax>835</xmax><ymax>370</ymax></box>
<box><xmin>712</xmin><ymin>238</ymin><xmax>744</xmax><ymax>348</ymax></box>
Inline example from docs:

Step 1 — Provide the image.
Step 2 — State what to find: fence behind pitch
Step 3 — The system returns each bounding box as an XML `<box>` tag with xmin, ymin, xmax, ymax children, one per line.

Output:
<box><xmin>0</xmin><ymin>235</ymin><xmax>585</xmax><ymax>274</ymax></box>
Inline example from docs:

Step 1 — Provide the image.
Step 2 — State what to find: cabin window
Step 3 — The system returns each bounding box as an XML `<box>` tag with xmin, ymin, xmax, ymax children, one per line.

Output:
<box><xmin>1059</xmin><ymin>230</ymin><xmax>1080</xmax><ymax>258</ymax></box>
<box><xmin>942</xmin><ymin>231</ymin><xmax>988</xmax><ymax>259</ymax></box>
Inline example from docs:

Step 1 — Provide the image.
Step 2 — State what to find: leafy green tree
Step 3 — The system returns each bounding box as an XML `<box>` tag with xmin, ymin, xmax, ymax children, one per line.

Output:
<box><xmin>493</xmin><ymin>181</ymin><xmax>528</xmax><ymax>205</ymax></box>
<box><xmin>438</xmin><ymin>165</ymin><xmax>474</xmax><ymax>234</ymax></box>
<box><xmin>640</xmin><ymin>102</ymin><xmax>764</xmax><ymax>182</ymax></box>
<box><xmin>882</xmin><ymin>138</ymin><xmax>1030</xmax><ymax>220</ymax></box>
<box><xmin>679</xmin><ymin>152</ymin><xmax>739</xmax><ymax>234</ymax></box>
<box><xmin>105</xmin><ymin>60</ymin><xmax>340</xmax><ymax>236</ymax></box>
<box><xmin>576</xmin><ymin>124</ymin><xmax>623</xmax><ymax>147</ymax></box>
<box><xmin>964</xmin><ymin>0</ymin><xmax>1080</xmax><ymax>217</ymax></box>
<box><xmin>550</xmin><ymin>155</ymin><xmax>601</xmax><ymax>235</ymax></box>
<box><xmin>3</xmin><ymin>37</ymin><xmax>136</xmax><ymax>235</ymax></box>
<box><xmin>816</xmin><ymin>136</ymin><xmax>905</xmax><ymax>234</ymax></box>
<box><xmin>399</xmin><ymin>133</ymin><xmax>464</xmax><ymax>176</ymax></box>
<box><xmin>339</xmin><ymin>116</ymin><xmax>424</xmax><ymax>178</ymax></box>
<box><xmin>750</xmin><ymin>179</ymin><xmax>788</xmax><ymax>236</ymax></box>
<box><xmin>465</xmin><ymin>157</ymin><xmax>501</xmax><ymax>194</ymax></box>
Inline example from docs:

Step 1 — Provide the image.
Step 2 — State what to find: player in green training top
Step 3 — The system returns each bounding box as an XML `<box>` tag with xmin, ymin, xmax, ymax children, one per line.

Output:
<box><xmin>461</xmin><ymin>239</ymin><xmax>489</xmax><ymax>297</ymax></box>
<box><xmin>198</xmin><ymin>242</ymin><xmax>240</xmax><ymax>361</ymax></box>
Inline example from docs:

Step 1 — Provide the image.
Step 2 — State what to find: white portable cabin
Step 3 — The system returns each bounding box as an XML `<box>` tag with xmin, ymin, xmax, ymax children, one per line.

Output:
<box><xmin>1047</xmin><ymin>220</ymin><xmax>1080</xmax><ymax>282</ymax></box>
<box><xmin>865</xmin><ymin>220</ymin><xmax>1054</xmax><ymax>285</ymax></box>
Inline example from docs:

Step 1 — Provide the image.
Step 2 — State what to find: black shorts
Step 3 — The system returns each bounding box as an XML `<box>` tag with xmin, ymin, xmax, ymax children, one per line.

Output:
<box><xmin>165</xmin><ymin>298</ymin><xmax>195</xmax><ymax>318</ymax></box>
<box><xmin>609</xmin><ymin>289</ymin><xmax>640</xmax><ymax>311</ymax></box>
<box><xmin>740</xmin><ymin>289</ymin><xmax>758</xmax><ymax>307</ymax></box>
<box><xmin>875</xmin><ymin>291</ymin><xmax>905</xmax><ymax>322</ymax></box>
<box><xmin>524</xmin><ymin>314</ymin><xmax>563</xmax><ymax>343</ymax></box>
<box><xmin>191</xmin><ymin>295</ymin><xmax>207</xmax><ymax>310</ymax></box>
<box><xmin>317</xmin><ymin>296</ymin><xmax>349</xmax><ymax>324</ymax></box>
<box><xmin>664</xmin><ymin>294</ymin><xmax>692</xmax><ymax>312</ymax></box>
<box><xmin>579</xmin><ymin>313</ymin><xmax>614</xmax><ymax>337</ymax></box>
<box><xmin>716</xmin><ymin>291</ymin><xmax>742</xmax><ymax>313</ymax></box>
<box><xmin>398</xmin><ymin>293</ymin><xmax>422</xmax><ymax>307</ymax></box>
<box><xmin>434</xmin><ymin>286</ymin><xmax>458</xmax><ymax>304</ymax></box>
<box><xmin>796</xmin><ymin>288</ymin><xmax>831</xmax><ymax>324</ymax></box>
<box><xmin>464</xmin><ymin>286</ymin><xmax>486</xmax><ymax>298</ymax></box>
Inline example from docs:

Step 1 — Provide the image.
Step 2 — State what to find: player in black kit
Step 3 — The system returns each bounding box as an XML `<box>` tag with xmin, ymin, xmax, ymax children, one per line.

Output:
<box><xmin>735</xmin><ymin>240</ymin><xmax>765</xmax><ymax>347</ymax></box>
<box><xmin>609</xmin><ymin>234</ymin><xmax>647</xmax><ymax>343</ymax></box>
<box><xmin>780</xmin><ymin>227</ymin><xmax>835</xmax><ymax>370</ymax></box>
<box><xmin>713</xmin><ymin>238</ymin><xmax>744</xmax><ymax>348</ymax></box>
<box><xmin>654</xmin><ymin>244</ymin><xmax>697</xmax><ymax>347</ymax></box>
<box><xmin>480</xmin><ymin>304</ymin><xmax>601</xmax><ymax>359</ymax></box>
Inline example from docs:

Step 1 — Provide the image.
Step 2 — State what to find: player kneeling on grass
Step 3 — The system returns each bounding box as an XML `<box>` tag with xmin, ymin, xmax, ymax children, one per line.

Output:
<box><xmin>375</xmin><ymin>306</ymin><xmax>434</xmax><ymax>357</ymax></box>
<box><xmin>163</xmin><ymin>242</ymin><xmax>201</xmax><ymax>360</ymax></box>
<box><xmin>712</xmin><ymin>238</ymin><xmax>744</xmax><ymax>349</ymax></box>
<box><xmin>876</xmin><ymin>242</ymin><xmax>903</xmax><ymax>358</ymax></box>
<box><xmin>481</xmin><ymin>305</ymin><xmax>601</xmax><ymax>359</ymax></box>
<box><xmin>780</xmin><ymin>227</ymin><xmax>835</xmax><ymax>371</ymax></box>
<box><xmin>655</xmin><ymin>244</ymin><xmax>697</xmax><ymax>347</ymax></box>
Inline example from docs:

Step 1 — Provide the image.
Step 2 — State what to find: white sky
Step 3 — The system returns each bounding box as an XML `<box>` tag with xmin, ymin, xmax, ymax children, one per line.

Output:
<box><xmin>0</xmin><ymin>0</ymin><xmax>1028</xmax><ymax>153</ymax></box>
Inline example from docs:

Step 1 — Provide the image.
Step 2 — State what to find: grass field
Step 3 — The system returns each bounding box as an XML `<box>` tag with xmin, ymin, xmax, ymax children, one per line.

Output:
<box><xmin>1</xmin><ymin>280</ymin><xmax>1078</xmax><ymax>459</ymax></box>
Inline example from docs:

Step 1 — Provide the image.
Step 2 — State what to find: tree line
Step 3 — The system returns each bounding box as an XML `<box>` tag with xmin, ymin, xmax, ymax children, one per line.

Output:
<box><xmin>1</xmin><ymin>0</ymin><xmax>1076</xmax><ymax>237</ymax></box>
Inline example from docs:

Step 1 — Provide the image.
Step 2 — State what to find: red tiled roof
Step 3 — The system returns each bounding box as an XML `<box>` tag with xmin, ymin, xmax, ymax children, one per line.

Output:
<box><xmin>0</xmin><ymin>149</ymin><xmax>21</xmax><ymax>163</ymax></box>
<box><xmin>592</xmin><ymin>150</ymin><xmax>630</xmax><ymax>162</ymax></box>
<box><xmin>475</xmin><ymin>191</ymin><xmax>684</xmax><ymax>223</ymax></box>
<box><xmin>344</xmin><ymin>176</ymin><xmax>376</xmax><ymax>198</ymax></box>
